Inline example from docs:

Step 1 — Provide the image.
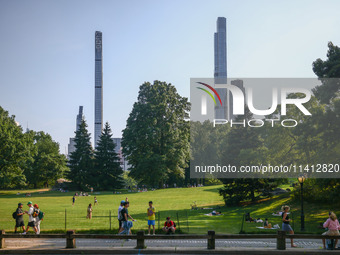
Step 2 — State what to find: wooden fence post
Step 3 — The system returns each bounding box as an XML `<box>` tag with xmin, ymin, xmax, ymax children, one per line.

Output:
<box><xmin>276</xmin><ymin>230</ymin><xmax>286</xmax><ymax>250</ymax></box>
<box><xmin>0</xmin><ymin>230</ymin><xmax>5</xmax><ymax>249</ymax></box>
<box><xmin>66</xmin><ymin>230</ymin><xmax>76</xmax><ymax>248</ymax></box>
<box><xmin>136</xmin><ymin>231</ymin><xmax>145</xmax><ymax>249</ymax></box>
<box><xmin>207</xmin><ymin>230</ymin><xmax>215</xmax><ymax>249</ymax></box>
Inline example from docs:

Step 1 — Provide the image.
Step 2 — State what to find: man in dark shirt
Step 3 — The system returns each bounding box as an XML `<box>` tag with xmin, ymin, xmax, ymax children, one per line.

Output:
<box><xmin>118</xmin><ymin>202</ymin><xmax>135</xmax><ymax>235</ymax></box>
<box><xmin>15</xmin><ymin>203</ymin><xmax>26</xmax><ymax>234</ymax></box>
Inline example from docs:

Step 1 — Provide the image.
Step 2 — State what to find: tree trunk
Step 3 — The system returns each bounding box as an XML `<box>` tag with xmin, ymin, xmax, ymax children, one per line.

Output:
<box><xmin>251</xmin><ymin>190</ymin><xmax>255</xmax><ymax>202</ymax></box>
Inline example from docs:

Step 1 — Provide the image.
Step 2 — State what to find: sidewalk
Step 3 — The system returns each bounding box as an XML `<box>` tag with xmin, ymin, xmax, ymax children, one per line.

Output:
<box><xmin>0</xmin><ymin>247</ymin><xmax>338</xmax><ymax>255</ymax></box>
<box><xmin>0</xmin><ymin>238</ymin><xmax>337</xmax><ymax>254</ymax></box>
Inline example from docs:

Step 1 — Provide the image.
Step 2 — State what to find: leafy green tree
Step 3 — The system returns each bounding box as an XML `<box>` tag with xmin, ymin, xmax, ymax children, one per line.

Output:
<box><xmin>93</xmin><ymin>122</ymin><xmax>124</xmax><ymax>190</ymax></box>
<box><xmin>25</xmin><ymin>131</ymin><xmax>68</xmax><ymax>188</ymax></box>
<box><xmin>122</xmin><ymin>81</ymin><xmax>190</xmax><ymax>187</ymax></box>
<box><xmin>0</xmin><ymin>106</ymin><xmax>33</xmax><ymax>188</ymax></box>
<box><xmin>312</xmin><ymin>42</ymin><xmax>340</xmax><ymax>103</ymax></box>
<box><xmin>290</xmin><ymin>42</ymin><xmax>340</xmax><ymax>203</ymax></box>
<box><xmin>219</xmin><ymin>109</ymin><xmax>279</xmax><ymax>205</ymax></box>
<box><xmin>68</xmin><ymin>119</ymin><xmax>93</xmax><ymax>190</ymax></box>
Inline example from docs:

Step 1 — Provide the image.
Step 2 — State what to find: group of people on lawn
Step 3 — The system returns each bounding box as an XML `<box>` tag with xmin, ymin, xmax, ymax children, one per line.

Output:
<box><xmin>117</xmin><ymin>199</ymin><xmax>175</xmax><ymax>235</ymax></box>
<box><xmin>14</xmin><ymin>201</ymin><xmax>43</xmax><ymax>234</ymax></box>
<box><xmin>14</xmin><ymin>198</ymin><xmax>339</xmax><ymax>248</ymax></box>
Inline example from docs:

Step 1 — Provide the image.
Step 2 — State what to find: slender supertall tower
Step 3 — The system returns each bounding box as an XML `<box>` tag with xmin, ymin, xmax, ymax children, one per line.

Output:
<box><xmin>76</xmin><ymin>106</ymin><xmax>83</xmax><ymax>132</ymax></box>
<box><xmin>94</xmin><ymin>31</ymin><xmax>103</xmax><ymax>148</ymax></box>
<box><xmin>214</xmin><ymin>17</ymin><xmax>228</xmax><ymax>120</ymax></box>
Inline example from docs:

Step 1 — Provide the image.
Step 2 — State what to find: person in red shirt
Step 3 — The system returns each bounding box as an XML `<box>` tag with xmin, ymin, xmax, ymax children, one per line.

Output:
<box><xmin>162</xmin><ymin>217</ymin><xmax>176</xmax><ymax>234</ymax></box>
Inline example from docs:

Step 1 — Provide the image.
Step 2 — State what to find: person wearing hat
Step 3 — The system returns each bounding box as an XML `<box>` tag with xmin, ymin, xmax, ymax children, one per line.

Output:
<box><xmin>147</xmin><ymin>201</ymin><xmax>156</xmax><ymax>235</ymax></box>
<box><xmin>33</xmin><ymin>204</ymin><xmax>42</xmax><ymax>234</ymax></box>
<box><xmin>118</xmin><ymin>201</ymin><xmax>135</xmax><ymax>235</ymax></box>
<box><xmin>24</xmin><ymin>201</ymin><xmax>37</xmax><ymax>234</ymax></box>
<box><xmin>162</xmin><ymin>217</ymin><xmax>176</xmax><ymax>234</ymax></box>
<box><xmin>14</xmin><ymin>203</ymin><xmax>26</xmax><ymax>234</ymax></box>
<box><xmin>117</xmin><ymin>200</ymin><xmax>126</xmax><ymax>232</ymax></box>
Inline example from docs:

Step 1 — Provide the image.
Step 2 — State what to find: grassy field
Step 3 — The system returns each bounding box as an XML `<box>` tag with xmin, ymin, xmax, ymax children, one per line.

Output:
<box><xmin>0</xmin><ymin>185</ymin><xmax>336</xmax><ymax>234</ymax></box>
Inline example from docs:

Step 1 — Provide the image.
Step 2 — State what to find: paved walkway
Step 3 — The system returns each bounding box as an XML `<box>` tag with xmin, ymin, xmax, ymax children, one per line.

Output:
<box><xmin>3</xmin><ymin>237</ymin><xmax>326</xmax><ymax>249</ymax></box>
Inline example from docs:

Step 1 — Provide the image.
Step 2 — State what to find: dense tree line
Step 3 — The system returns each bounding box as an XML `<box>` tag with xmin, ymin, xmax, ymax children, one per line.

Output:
<box><xmin>68</xmin><ymin>120</ymin><xmax>124</xmax><ymax>190</ymax></box>
<box><xmin>0</xmin><ymin>107</ymin><xmax>68</xmax><ymax>189</ymax></box>
<box><xmin>292</xmin><ymin>42</ymin><xmax>340</xmax><ymax>204</ymax></box>
<box><xmin>216</xmin><ymin>42</ymin><xmax>340</xmax><ymax>205</ymax></box>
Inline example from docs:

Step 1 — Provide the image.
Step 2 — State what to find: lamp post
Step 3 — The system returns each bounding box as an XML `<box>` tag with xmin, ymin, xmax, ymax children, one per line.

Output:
<box><xmin>297</xmin><ymin>176</ymin><xmax>306</xmax><ymax>231</ymax></box>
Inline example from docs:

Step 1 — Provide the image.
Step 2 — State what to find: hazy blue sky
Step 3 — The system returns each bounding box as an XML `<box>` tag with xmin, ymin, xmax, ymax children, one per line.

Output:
<box><xmin>1</xmin><ymin>0</ymin><xmax>340</xmax><ymax>153</ymax></box>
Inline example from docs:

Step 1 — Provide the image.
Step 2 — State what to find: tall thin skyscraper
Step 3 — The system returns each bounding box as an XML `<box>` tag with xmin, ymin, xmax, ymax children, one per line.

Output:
<box><xmin>68</xmin><ymin>106</ymin><xmax>84</xmax><ymax>158</ymax></box>
<box><xmin>214</xmin><ymin>17</ymin><xmax>228</xmax><ymax>120</ymax></box>
<box><xmin>94</xmin><ymin>31</ymin><xmax>103</xmax><ymax>148</ymax></box>
<box><xmin>76</xmin><ymin>106</ymin><xmax>83</xmax><ymax>132</ymax></box>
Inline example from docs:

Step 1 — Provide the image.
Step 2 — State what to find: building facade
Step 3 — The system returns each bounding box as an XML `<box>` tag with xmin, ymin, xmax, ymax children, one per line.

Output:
<box><xmin>112</xmin><ymin>138</ymin><xmax>129</xmax><ymax>171</ymax></box>
<box><xmin>68</xmin><ymin>106</ymin><xmax>84</xmax><ymax>158</ymax></box>
<box><xmin>94</xmin><ymin>31</ymin><xmax>103</xmax><ymax>148</ymax></box>
<box><xmin>214</xmin><ymin>17</ymin><xmax>229</xmax><ymax>120</ymax></box>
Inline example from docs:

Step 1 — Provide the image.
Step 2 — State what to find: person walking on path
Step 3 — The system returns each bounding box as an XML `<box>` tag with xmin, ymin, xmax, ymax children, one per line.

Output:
<box><xmin>118</xmin><ymin>200</ymin><xmax>125</xmax><ymax>232</ymax></box>
<box><xmin>147</xmin><ymin>201</ymin><xmax>156</xmax><ymax>235</ymax></box>
<box><xmin>24</xmin><ymin>201</ymin><xmax>37</xmax><ymax>234</ymax></box>
<box><xmin>87</xmin><ymin>204</ymin><xmax>93</xmax><ymax>219</ymax></box>
<box><xmin>33</xmin><ymin>204</ymin><xmax>43</xmax><ymax>234</ymax></box>
<box><xmin>281</xmin><ymin>205</ymin><xmax>297</xmax><ymax>247</ymax></box>
<box><xmin>14</xmin><ymin>203</ymin><xmax>26</xmax><ymax>234</ymax></box>
<box><xmin>118</xmin><ymin>201</ymin><xmax>135</xmax><ymax>235</ymax></box>
<box><xmin>322</xmin><ymin>211</ymin><xmax>340</xmax><ymax>249</ymax></box>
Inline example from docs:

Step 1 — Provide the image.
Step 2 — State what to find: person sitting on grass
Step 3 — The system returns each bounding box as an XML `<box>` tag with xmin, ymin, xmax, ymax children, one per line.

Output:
<box><xmin>322</xmin><ymin>211</ymin><xmax>340</xmax><ymax>249</ymax></box>
<box><xmin>162</xmin><ymin>217</ymin><xmax>176</xmax><ymax>234</ymax></box>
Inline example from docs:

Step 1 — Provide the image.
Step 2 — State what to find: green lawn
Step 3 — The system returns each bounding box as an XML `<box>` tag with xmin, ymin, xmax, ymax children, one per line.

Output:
<box><xmin>0</xmin><ymin>185</ymin><xmax>335</xmax><ymax>234</ymax></box>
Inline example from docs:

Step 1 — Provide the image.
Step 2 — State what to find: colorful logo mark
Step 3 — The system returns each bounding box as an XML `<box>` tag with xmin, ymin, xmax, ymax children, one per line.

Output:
<box><xmin>196</xmin><ymin>82</ymin><xmax>222</xmax><ymax>106</ymax></box>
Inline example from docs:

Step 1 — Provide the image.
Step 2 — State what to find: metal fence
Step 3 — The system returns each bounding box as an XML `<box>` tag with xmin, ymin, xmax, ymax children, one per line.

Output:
<box><xmin>60</xmin><ymin>209</ymin><xmax>189</xmax><ymax>232</ymax></box>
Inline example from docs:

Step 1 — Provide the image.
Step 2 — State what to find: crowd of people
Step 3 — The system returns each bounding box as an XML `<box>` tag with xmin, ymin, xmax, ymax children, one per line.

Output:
<box><xmin>13</xmin><ymin>196</ymin><xmax>340</xmax><ymax>247</ymax></box>
<box><xmin>13</xmin><ymin>201</ymin><xmax>44</xmax><ymax>234</ymax></box>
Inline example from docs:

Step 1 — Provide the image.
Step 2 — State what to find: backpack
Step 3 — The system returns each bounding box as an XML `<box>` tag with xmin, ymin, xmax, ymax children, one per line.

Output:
<box><xmin>166</xmin><ymin>220</ymin><xmax>176</xmax><ymax>228</ymax></box>
<box><xmin>12</xmin><ymin>211</ymin><xmax>17</xmax><ymax>219</ymax></box>
<box><xmin>38</xmin><ymin>211</ymin><xmax>45</xmax><ymax>220</ymax></box>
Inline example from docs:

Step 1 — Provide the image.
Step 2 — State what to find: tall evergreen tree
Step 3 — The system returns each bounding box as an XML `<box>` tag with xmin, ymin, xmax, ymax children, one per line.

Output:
<box><xmin>93</xmin><ymin>122</ymin><xmax>124</xmax><ymax>190</ymax></box>
<box><xmin>68</xmin><ymin>119</ymin><xmax>93</xmax><ymax>190</ymax></box>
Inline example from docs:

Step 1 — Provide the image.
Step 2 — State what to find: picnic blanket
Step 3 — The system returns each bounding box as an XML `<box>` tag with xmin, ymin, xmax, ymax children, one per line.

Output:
<box><xmin>204</xmin><ymin>213</ymin><xmax>224</xmax><ymax>216</ymax></box>
<box><xmin>256</xmin><ymin>226</ymin><xmax>279</xmax><ymax>230</ymax></box>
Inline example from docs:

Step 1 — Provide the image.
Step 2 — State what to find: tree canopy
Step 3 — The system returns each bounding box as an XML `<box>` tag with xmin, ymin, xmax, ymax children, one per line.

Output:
<box><xmin>122</xmin><ymin>80</ymin><xmax>190</xmax><ymax>187</ymax></box>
